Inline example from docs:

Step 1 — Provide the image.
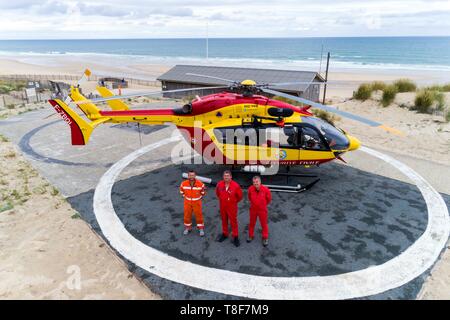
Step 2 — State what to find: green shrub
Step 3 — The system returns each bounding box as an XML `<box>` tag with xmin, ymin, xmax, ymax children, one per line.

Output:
<box><xmin>445</xmin><ymin>111</ymin><xmax>450</xmax><ymax>123</ymax></box>
<box><xmin>370</xmin><ymin>81</ymin><xmax>386</xmax><ymax>91</ymax></box>
<box><xmin>272</xmin><ymin>95</ymin><xmax>302</xmax><ymax>106</ymax></box>
<box><xmin>381</xmin><ymin>85</ymin><xmax>398</xmax><ymax>107</ymax></box>
<box><xmin>353</xmin><ymin>83</ymin><xmax>372</xmax><ymax>101</ymax></box>
<box><xmin>394</xmin><ymin>79</ymin><xmax>417</xmax><ymax>92</ymax></box>
<box><xmin>311</xmin><ymin>109</ymin><xmax>341</xmax><ymax>126</ymax></box>
<box><xmin>414</xmin><ymin>90</ymin><xmax>435</xmax><ymax>113</ymax></box>
<box><xmin>0</xmin><ymin>80</ymin><xmax>26</xmax><ymax>93</ymax></box>
<box><xmin>434</xmin><ymin>91</ymin><xmax>445</xmax><ymax>110</ymax></box>
<box><xmin>425</xmin><ymin>84</ymin><xmax>450</xmax><ymax>92</ymax></box>
<box><xmin>0</xmin><ymin>85</ymin><xmax>12</xmax><ymax>94</ymax></box>
<box><xmin>0</xmin><ymin>201</ymin><xmax>13</xmax><ymax>213</ymax></box>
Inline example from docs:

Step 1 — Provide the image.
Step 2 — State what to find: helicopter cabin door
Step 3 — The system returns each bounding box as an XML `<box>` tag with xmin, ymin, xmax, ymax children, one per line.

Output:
<box><xmin>259</xmin><ymin>125</ymin><xmax>300</xmax><ymax>164</ymax></box>
<box><xmin>296</xmin><ymin>123</ymin><xmax>334</xmax><ymax>165</ymax></box>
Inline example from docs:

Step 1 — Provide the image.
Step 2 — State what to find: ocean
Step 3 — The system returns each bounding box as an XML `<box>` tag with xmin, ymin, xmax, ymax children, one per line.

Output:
<box><xmin>0</xmin><ymin>37</ymin><xmax>449</xmax><ymax>72</ymax></box>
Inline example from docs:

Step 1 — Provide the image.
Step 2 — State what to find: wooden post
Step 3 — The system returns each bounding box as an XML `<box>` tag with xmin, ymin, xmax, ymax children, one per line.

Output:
<box><xmin>322</xmin><ymin>52</ymin><xmax>330</xmax><ymax>105</ymax></box>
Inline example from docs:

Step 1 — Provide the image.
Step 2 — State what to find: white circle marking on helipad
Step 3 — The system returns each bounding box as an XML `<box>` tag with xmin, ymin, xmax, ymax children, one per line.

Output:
<box><xmin>93</xmin><ymin>137</ymin><xmax>449</xmax><ymax>299</ymax></box>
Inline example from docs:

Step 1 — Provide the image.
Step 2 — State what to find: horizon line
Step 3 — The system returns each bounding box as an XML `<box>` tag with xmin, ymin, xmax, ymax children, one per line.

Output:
<box><xmin>0</xmin><ymin>35</ymin><xmax>449</xmax><ymax>41</ymax></box>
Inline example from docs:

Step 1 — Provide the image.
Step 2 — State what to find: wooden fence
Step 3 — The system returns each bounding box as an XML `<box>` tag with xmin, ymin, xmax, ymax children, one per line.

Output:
<box><xmin>0</xmin><ymin>74</ymin><xmax>160</xmax><ymax>87</ymax></box>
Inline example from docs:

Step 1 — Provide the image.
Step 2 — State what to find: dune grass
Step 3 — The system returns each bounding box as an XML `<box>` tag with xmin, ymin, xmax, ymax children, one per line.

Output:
<box><xmin>381</xmin><ymin>85</ymin><xmax>398</xmax><ymax>107</ymax></box>
<box><xmin>414</xmin><ymin>89</ymin><xmax>445</xmax><ymax>113</ymax></box>
<box><xmin>0</xmin><ymin>80</ymin><xmax>26</xmax><ymax>94</ymax></box>
<box><xmin>311</xmin><ymin>109</ymin><xmax>341</xmax><ymax>126</ymax></box>
<box><xmin>393</xmin><ymin>79</ymin><xmax>417</xmax><ymax>93</ymax></box>
<box><xmin>273</xmin><ymin>95</ymin><xmax>340</xmax><ymax>125</ymax></box>
<box><xmin>353</xmin><ymin>83</ymin><xmax>372</xmax><ymax>101</ymax></box>
<box><xmin>425</xmin><ymin>84</ymin><xmax>450</xmax><ymax>92</ymax></box>
<box><xmin>370</xmin><ymin>81</ymin><xmax>387</xmax><ymax>91</ymax></box>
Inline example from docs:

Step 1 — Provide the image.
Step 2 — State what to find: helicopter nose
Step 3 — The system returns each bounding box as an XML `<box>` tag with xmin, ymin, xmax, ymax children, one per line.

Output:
<box><xmin>347</xmin><ymin>135</ymin><xmax>361</xmax><ymax>151</ymax></box>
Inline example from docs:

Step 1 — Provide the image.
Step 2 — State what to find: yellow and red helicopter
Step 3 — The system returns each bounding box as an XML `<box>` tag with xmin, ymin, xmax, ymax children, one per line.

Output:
<box><xmin>48</xmin><ymin>70</ymin><xmax>401</xmax><ymax>191</ymax></box>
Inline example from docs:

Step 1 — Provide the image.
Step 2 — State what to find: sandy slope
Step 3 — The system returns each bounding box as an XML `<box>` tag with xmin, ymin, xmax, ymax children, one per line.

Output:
<box><xmin>0</xmin><ymin>138</ymin><xmax>160</xmax><ymax>299</ymax></box>
<box><xmin>331</xmin><ymin>92</ymin><xmax>450</xmax><ymax>166</ymax></box>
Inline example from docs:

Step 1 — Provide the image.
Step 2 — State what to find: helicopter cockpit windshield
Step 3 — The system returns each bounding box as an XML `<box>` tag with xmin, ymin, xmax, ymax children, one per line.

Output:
<box><xmin>300</xmin><ymin>116</ymin><xmax>350</xmax><ymax>151</ymax></box>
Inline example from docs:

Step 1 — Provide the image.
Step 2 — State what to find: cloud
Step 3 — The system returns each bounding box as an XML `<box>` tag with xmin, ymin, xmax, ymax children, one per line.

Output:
<box><xmin>0</xmin><ymin>0</ymin><xmax>448</xmax><ymax>39</ymax></box>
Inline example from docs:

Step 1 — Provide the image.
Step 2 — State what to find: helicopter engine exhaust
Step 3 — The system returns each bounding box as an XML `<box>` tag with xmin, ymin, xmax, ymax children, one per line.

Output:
<box><xmin>242</xmin><ymin>165</ymin><xmax>267</xmax><ymax>173</ymax></box>
<box><xmin>182</xmin><ymin>173</ymin><xmax>215</xmax><ymax>186</ymax></box>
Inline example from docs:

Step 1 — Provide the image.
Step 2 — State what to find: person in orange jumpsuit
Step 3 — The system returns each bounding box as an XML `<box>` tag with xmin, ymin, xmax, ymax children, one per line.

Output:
<box><xmin>180</xmin><ymin>170</ymin><xmax>206</xmax><ymax>237</ymax></box>
<box><xmin>247</xmin><ymin>176</ymin><xmax>272</xmax><ymax>247</ymax></box>
<box><xmin>215</xmin><ymin>170</ymin><xmax>243</xmax><ymax>247</ymax></box>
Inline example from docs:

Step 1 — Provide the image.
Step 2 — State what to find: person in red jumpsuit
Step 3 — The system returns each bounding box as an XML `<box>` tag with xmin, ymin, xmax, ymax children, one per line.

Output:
<box><xmin>215</xmin><ymin>170</ymin><xmax>243</xmax><ymax>247</ymax></box>
<box><xmin>247</xmin><ymin>176</ymin><xmax>272</xmax><ymax>247</ymax></box>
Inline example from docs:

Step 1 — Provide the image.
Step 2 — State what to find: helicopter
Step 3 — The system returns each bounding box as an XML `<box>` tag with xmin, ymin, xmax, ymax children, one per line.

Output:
<box><xmin>47</xmin><ymin>70</ymin><xmax>401</xmax><ymax>191</ymax></box>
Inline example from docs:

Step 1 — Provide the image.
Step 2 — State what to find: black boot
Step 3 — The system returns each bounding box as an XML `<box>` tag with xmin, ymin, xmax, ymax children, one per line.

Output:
<box><xmin>216</xmin><ymin>234</ymin><xmax>228</xmax><ymax>242</ymax></box>
<box><xmin>232</xmin><ymin>237</ymin><xmax>240</xmax><ymax>247</ymax></box>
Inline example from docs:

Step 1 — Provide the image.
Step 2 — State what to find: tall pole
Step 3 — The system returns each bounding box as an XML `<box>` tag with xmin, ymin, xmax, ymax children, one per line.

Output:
<box><xmin>318</xmin><ymin>44</ymin><xmax>324</xmax><ymax>75</ymax></box>
<box><xmin>322</xmin><ymin>52</ymin><xmax>330</xmax><ymax>105</ymax></box>
<box><xmin>206</xmin><ymin>19</ymin><xmax>209</xmax><ymax>62</ymax></box>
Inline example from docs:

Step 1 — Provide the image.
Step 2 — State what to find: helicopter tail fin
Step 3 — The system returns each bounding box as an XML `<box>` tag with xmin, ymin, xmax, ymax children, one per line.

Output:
<box><xmin>48</xmin><ymin>99</ymin><xmax>110</xmax><ymax>145</ymax></box>
<box><xmin>96</xmin><ymin>86</ymin><xmax>130</xmax><ymax>111</ymax></box>
<box><xmin>69</xmin><ymin>86</ymin><xmax>102</xmax><ymax>120</ymax></box>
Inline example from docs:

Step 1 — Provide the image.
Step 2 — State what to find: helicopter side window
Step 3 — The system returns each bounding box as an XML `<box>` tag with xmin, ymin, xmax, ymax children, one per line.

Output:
<box><xmin>299</xmin><ymin>127</ymin><xmax>328</xmax><ymax>151</ymax></box>
<box><xmin>214</xmin><ymin>127</ymin><xmax>259</xmax><ymax>146</ymax></box>
<box><xmin>262</xmin><ymin>126</ymin><xmax>299</xmax><ymax>149</ymax></box>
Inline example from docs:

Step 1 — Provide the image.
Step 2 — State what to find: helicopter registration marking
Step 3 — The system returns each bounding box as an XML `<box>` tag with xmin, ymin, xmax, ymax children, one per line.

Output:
<box><xmin>243</xmin><ymin>104</ymin><xmax>258</xmax><ymax>111</ymax></box>
<box><xmin>94</xmin><ymin>139</ymin><xmax>449</xmax><ymax>300</ymax></box>
<box><xmin>53</xmin><ymin>105</ymin><xmax>72</xmax><ymax>126</ymax></box>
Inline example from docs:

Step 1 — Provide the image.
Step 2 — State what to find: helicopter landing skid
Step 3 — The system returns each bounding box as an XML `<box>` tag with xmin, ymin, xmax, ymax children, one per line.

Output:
<box><xmin>181</xmin><ymin>171</ymin><xmax>319</xmax><ymax>193</ymax></box>
<box><xmin>230</xmin><ymin>170</ymin><xmax>320</xmax><ymax>193</ymax></box>
<box><xmin>265</xmin><ymin>178</ymin><xmax>320</xmax><ymax>193</ymax></box>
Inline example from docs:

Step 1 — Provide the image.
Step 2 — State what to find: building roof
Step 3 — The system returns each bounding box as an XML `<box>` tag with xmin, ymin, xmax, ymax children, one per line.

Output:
<box><xmin>157</xmin><ymin>65</ymin><xmax>324</xmax><ymax>93</ymax></box>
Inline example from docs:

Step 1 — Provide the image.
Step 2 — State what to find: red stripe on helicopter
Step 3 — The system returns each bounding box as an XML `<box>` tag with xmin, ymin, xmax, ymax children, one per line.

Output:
<box><xmin>48</xmin><ymin>100</ymin><xmax>86</xmax><ymax>145</ymax></box>
<box><xmin>100</xmin><ymin>109</ymin><xmax>174</xmax><ymax>117</ymax></box>
<box><xmin>189</xmin><ymin>92</ymin><xmax>312</xmax><ymax>116</ymax></box>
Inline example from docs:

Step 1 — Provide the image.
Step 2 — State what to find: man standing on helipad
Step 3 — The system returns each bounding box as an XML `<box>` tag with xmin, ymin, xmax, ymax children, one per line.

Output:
<box><xmin>215</xmin><ymin>170</ymin><xmax>243</xmax><ymax>247</ymax></box>
<box><xmin>180</xmin><ymin>170</ymin><xmax>206</xmax><ymax>237</ymax></box>
<box><xmin>247</xmin><ymin>176</ymin><xmax>272</xmax><ymax>247</ymax></box>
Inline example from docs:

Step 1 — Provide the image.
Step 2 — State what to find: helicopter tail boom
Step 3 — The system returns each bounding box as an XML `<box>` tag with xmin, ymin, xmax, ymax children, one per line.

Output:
<box><xmin>48</xmin><ymin>99</ymin><xmax>110</xmax><ymax>145</ymax></box>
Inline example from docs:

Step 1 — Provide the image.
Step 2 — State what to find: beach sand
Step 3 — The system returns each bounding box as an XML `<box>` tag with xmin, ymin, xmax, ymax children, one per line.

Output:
<box><xmin>1</xmin><ymin>56</ymin><xmax>449</xmax><ymax>299</ymax></box>
<box><xmin>0</xmin><ymin>137</ymin><xmax>160</xmax><ymax>299</ymax></box>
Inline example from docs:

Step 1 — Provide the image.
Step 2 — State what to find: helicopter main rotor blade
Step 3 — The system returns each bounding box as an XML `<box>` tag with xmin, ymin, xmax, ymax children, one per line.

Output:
<box><xmin>261</xmin><ymin>88</ymin><xmax>403</xmax><ymax>136</ymax></box>
<box><xmin>185</xmin><ymin>73</ymin><xmax>237</xmax><ymax>84</ymax></box>
<box><xmin>71</xmin><ymin>86</ymin><xmax>229</xmax><ymax>105</ymax></box>
<box><xmin>266</xmin><ymin>81</ymin><xmax>338</xmax><ymax>87</ymax></box>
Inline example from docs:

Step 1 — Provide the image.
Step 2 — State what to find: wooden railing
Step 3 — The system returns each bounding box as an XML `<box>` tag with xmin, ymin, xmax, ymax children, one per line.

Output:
<box><xmin>0</xmin><ymin>74</ymin><xmax>160</xmax><ymax>87</ymax></box>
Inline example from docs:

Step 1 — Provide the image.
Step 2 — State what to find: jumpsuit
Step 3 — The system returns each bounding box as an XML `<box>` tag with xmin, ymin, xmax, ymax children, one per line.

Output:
<box><xmin>180</xmin><ymin>179</ymin><xmax>206</xmax><ymax>230</ymax></box>
<box><xmin>215</xmin><ymin>180</ymin><xmax>243</xmax><ymax>238</ymax></box>
<box><xmin>248</xmin><ymin>185</ymin><xmax>272</xmax><ymax>239</ymax></box>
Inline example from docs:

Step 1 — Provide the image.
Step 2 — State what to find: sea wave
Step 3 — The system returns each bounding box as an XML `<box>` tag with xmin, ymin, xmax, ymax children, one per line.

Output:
<box><xmin>1</xmin><ymin>50</ymin><xmax>450</xmax><ymax>73</ymax></box>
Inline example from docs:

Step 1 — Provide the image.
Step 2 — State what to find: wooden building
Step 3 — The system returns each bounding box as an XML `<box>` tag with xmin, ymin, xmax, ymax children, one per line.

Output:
<box><xmin>157</xmin><ymin>65</ymin><xmax>324</xmax><ymax>101</ymax></box>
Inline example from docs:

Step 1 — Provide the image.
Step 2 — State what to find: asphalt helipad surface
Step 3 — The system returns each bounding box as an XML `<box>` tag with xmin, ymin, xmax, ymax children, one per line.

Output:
<box><xmin>1</xmin><ymin>107</ymin><xmax>449</xmax><ymax>299</ymax></box>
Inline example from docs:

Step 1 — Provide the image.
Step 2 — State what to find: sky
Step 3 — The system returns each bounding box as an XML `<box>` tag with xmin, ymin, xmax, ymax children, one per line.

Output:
<box><xmin>0</xmin><ymin>0</ymin><xmax>449</xmax><ymax>39</ymax></box>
